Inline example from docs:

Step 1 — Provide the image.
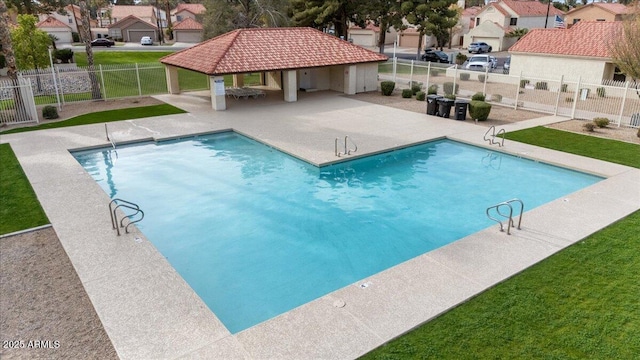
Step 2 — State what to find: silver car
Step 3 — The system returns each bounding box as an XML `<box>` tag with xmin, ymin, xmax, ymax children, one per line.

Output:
<box><xmin>468</xmin><ymin>42</ymin><xmax>492</xmax><ymax>54</ymax></box>
<box><xmin>465</xmin><ymin>55</ymin><xmax>497</xmax><ymax>71</ymax></box>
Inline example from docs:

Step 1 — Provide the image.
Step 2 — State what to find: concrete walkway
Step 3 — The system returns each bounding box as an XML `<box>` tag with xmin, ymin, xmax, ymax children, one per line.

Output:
<box><xmin>1</xmin><ymin>91</ymin><xmax>638</xmax><ymax>359</ymax></box>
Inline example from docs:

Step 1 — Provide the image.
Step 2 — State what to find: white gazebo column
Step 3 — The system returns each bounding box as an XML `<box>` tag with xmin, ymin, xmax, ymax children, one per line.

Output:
<box><xmin>209</xmin><ymin>75</ymin><xmax>226</xmax><ymax>111</ymax></box>
<box><xmin>282</xmin><ymin>70</ymin><xmax>297</xmax><ymax>102</ymax></box>
<box><xmin>344</xmin><ymin>65</ymin><xmax>357</xmax><ymax>95</ymax></box>
<box><xmin>165</xmin><ymin>65</ymin><xmax>180</xmax><ymax>94</ymax></box>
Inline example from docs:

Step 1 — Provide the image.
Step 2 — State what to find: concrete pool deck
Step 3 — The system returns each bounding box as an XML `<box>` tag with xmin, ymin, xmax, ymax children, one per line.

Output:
<box><xmin>1</xmin><ymin>91</ymin><xmax>639</xmax><ymax>359</ymax></box>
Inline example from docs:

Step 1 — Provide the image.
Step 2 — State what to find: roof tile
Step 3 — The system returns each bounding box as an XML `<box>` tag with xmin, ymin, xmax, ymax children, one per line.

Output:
<box><xmin>173</xmin><ymin>17</ymin><xmax>203</xmax><ymax>30</ymax></box>
<box><xmin>509</xmin><ymin>21</ymin><xmax>622</xmax><ymax>58</ymax></box>
<box><xmin>36</xmin><ymin>16</ymin><xmax>71</xmax><ymax>29</ymax></box>
<box><xmin>160</xmin><ymin>27</ymin><xmax>388</xmax><ymax>75</ymax></box>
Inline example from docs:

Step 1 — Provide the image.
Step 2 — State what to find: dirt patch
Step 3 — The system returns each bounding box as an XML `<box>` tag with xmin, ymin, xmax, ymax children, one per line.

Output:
<box><xmin>0</xmin><ymin>228</ymin><xmax>118</xmax><ymax>360</ymax></box>
<box><xmin>547</xmin><ymin>119</ymin><xmax>640</xmax><ymax>144</ymax></box>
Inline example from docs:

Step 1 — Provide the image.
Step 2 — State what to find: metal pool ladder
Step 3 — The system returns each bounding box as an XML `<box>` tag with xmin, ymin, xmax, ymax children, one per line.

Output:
<box><xmin>486</xmin><ymin>198</ymin><xmax>524</xmax><ymax>235</ymax></box>
<box><xmin>109</xmin><ymin>198</ymin><xmax>144</xmax><ymax>236</ymax></box>
<box><xmin>484</xmin><ymin>126</ymin><xmax>506</xmax><ymax>147</ymax></box>
<box><xmin>335</xmin><ymin>135</ymin><xmax>358</xmax><ymax>157</ymax></box>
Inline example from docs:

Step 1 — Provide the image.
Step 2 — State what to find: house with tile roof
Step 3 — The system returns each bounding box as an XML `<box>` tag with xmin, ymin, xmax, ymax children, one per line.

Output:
<box><xmin>464</xmin><ymin>0</ymin><xmax>565</xmax><ymax>51</ymax></box>
<box><xmin>171</xmin><ymin>3</ymin><xmax>206</xmax><ymax>23</ymax></box>
<box><xmin>508</xmin><ymin>21</ymin><xmax>625</xmax><ymax>82</ymax></box>
<box><xmin>347</xmin><ymin>23</ymin><xmax>397</xmax><ymax>48</ymax></box>
<box><xmin>98</xmin><ymin>5</ymin><xmax>166</xmax><ymax>29</ymax></box>
<box><xmin>565</xmin><ymin>3</ymin><xmax>633</xmax><ymax>27</ymax></box>
<box><xmin>108</xmin><ymin>15</ymin><xmax>158</xmax><ymax>43</ymax></box>
<box><xmin>36</xmin><ymin>16</ymin><xmax>73</xmax><ymax>46</ymax></box>
<box><xmin>160</xmin><ymin>27</ymin><xmax>388</xmax><ymax>110</ymax></box>
<box><xmin>172</xmin><ymin>18</ymin><xmax>203</xmax><ymax>43</ymax></box>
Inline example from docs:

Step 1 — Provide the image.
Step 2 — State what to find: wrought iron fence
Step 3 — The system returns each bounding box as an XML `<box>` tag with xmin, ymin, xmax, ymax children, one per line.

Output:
<box><xmin>0</xmin><ymin>77</ymin><xmax>39</xmax><ymax>125</ymax></box>
<box><xmin>380</xmin><ymin>58</ymin><xmax>640</xmax><ymax>128</ymax></box>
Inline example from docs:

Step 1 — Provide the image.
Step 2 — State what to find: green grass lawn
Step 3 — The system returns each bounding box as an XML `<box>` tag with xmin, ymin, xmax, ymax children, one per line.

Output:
<box><xmin>505</xmin><ymin>126</ymin><xmax>640</xmax><ymax>168</ymax></box>
<box><xmin>0</xmin><ymin>104</ymin><xmax>186</xmax><ymax>135</ymax></box>
<box><xmin>0</xmin><ymin>144</ymin><xmax>49</xmax><ymax>234</ymax></box>
<box><xmin>362</xmin><ymin>210</ymin><xmax>640</xmax><ymax>359</ymax></box>
<box><xmin>362</xmin><ymin>128</ymin><xmax>640</xmax><ymax>359</ymax></box>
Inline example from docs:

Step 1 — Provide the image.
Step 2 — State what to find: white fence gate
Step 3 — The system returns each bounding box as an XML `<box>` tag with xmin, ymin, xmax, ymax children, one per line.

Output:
<box><xmin>0</xmin><ymin>77</ymin><xmax>39</xmax><ymax>125</ymax></box>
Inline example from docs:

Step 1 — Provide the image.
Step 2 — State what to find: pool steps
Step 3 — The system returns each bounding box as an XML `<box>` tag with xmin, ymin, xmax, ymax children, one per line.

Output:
<box><xmin>486</xmin><ymin>198</ymin><xmax>524</xmax><ymax>235</ymax></box>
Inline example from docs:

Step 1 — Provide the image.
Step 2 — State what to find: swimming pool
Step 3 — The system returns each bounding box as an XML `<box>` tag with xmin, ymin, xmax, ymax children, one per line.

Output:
<box><xmin>74</xmin><ymin>132</ymin><xmax>602</xmax><ymax>333</ymax></box>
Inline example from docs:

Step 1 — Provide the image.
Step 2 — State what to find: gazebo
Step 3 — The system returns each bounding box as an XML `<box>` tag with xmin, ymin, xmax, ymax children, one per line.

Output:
<box><xmin>160</xmin><ymin>27</ymin><xmax>388</xmax><ymax>110</ymax></box>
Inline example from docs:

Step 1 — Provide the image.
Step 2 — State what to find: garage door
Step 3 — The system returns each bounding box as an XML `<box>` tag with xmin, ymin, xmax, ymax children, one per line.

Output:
<box><xmin>128</xmin><ymin>30</ymin><xmax>156</xmax><ymax>43</ymax></box>
<box><xmin>175</xmin><ymin>31</ymin><xmax>202</xmax><ymax>43</ymax></box>
<box><xmin>471</xmin><ymin>37</ymin><xmax>500</xmax><ymax>52</ymax></box>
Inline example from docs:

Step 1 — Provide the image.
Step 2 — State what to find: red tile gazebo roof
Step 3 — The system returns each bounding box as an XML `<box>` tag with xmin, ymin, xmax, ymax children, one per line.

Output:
<box><xmin>160</xmin><ymin>27</ymin><xmax>388</xmax><ymax>75</ymax></box>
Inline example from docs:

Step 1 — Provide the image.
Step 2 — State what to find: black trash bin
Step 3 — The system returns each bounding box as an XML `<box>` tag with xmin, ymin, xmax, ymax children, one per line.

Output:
<box><xmin>426</xmin><ymin>95</ymin><xmax>442</xmax><ymax>115</ymax></box>
<box><xmin>437</xmin><ymin>98</ymin><xmax>455</xmax><ymax>118</ymax></box>
<box><xmin>454</xmin><ymin>99</ymin><xmax>470</xmax><ymax>120</ymax></box>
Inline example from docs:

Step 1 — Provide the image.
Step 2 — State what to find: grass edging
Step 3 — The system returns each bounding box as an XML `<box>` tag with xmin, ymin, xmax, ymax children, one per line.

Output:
<box><xmin>0</xmin><ymin>104</ymin><xmax>186</xmax><ymax>135</ymax></box>
<box><xmin>0</xmin><ymin>144</ymin><xmax>50</xmax><ymax>235</ymax></box>
<box><xmin>505</xmin><ymin>126</ymin><xmax>640</xmax><ymax>168</ymax></box>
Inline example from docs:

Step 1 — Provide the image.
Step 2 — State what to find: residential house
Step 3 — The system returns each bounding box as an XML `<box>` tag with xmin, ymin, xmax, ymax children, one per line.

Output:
<box><xmin>347</xmin><ymin>23</ymin><xmax>397</xmax><ymax>48</ymax></box>
<box><xmin>565</xmin><ymin>3</ymin><xmax>632</xmax><ymax>27</ymax></box>
<box><xmin>508</xmin><ymin>21</ymin><xmax>625</xmax><ymax>82</ymax></box>
<box><xmin>173</xmin><ymin>17</ymin><xmax>203</xmax><ymax>43</ymax></box>
<box><xmin>464</xmin><ymin>0</ymin><xmax>565</xmax><ymax>51</ymax></box>
<box><xmin>171</xmin><ymin>3</ymin><xmax>206</xmax><ymax>23</ymax></box>
<box><xmin>453</xmin><ymin>6</ymin><xmax>482</xmax><ymax>47</ymax></box>
<box><xmin>38</xmin><ymin>4</ymin><xmax>81</xmax><ymax>33</ymax></box>
<box><xmin>98</xmin><ymin>5</ymin><xmax>166</xmax><ymax>28</ymax></box>
<box><xmin>108</xmin><ymin>15</ymin><xmax>158</xmax><ymax>43</ymax></box>
<box><xmin>36</xmin><ymin>17</ymin><xmax>73</xmax><ymax>46</ymax></box>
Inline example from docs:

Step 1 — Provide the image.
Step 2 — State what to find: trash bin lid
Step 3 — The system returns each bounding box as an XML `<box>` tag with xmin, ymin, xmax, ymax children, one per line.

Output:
<box><xmin>454</xmin><ymin>99</ymin><xmax>470</xmax><ymax>104</ymax></box>
<box><xmin>442</xmin><ymin>98</ymin><xmax>455</xmax><ymax>104</ymax></box>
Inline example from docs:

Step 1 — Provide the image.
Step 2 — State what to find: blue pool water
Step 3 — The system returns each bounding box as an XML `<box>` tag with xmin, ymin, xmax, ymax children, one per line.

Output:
<box><xmin>74</xmin><ymin>133</ymin><xmax>601</xmax><ymax>333</ymax></box>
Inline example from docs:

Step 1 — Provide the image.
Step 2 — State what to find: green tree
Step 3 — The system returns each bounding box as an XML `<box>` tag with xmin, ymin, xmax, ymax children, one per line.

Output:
<box><xmin>1</xmin><ymin>0</ymin><xmax>30</xmax><ymax>120</ymax></box>
<box><xmin>609</xmin><ymin>14</ymin><xmax>640</xmax><ymax>97</ymax></box>
<box><xmin>6</xmin><ymin>0</ymin><xmax>66</xmax><ymax>15</ymax></box>
<box><xmin>506</xmin><ymin>27</ymin><xmax>528</xmax><ymax>40</ymax></box>
<box><xmin>361</xmin><ymin>0</ymin><xmax>403</xmax><ymax>53</ymax></box>
<box><xmin>202</xmin><ymin>0</ymin><xmax>289</xmax><ymax>39</ymax></box>
<box><xmin>290</xmin><ymin>0</ymin><xmax>364</xmax><ymax>40</ymax></box>
<box><xmin>401</xmin><ymin>0</ymin><xmax>458</xmax><ymax>58</ymax></box>
<box><xmin>10</xmin><ymin>15</ymin><xmax>51</xmax><ymax>71</ymax></box>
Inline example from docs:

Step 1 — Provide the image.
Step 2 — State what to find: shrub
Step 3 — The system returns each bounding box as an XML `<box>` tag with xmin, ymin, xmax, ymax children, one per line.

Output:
<box><xmin>520</xmin><ymin>79</ymin><xmax>530</xmax><ymax>88</ymax></box>
<box><xmin>443</xmin><ymin>82</ymin><xmax>458</xmax><ymax>95</ymax></box>
<box><xmin>460</xmin><ymin>73</ymin><xmax>470</xmax><ymax>81</ymax></box>
<box><xmin>478</xmin><ymin>74</ymin><xmax>486</xmax><ymax>82</ymax></box>
<box><xmin>401</xmin><ymin>88</ymin><xmax>413</xmax><ymax>98</ymax></box>
<box><xmin>410</xmin><ymin>81</ymin><xmax>423</xmax><ymax>95</ymax></box>
<box><xmin>468</xmin><ymin>100</ymin><xmax>492</xmax><ymax>121</ymax></box>
<box><xmin>455</xmin><ymin>53</ymin><xmax>467</xmax><ymax>65</ymax></box>
<box><xmin>427</xmin><ymin>84</ymin><xmax>438</xmax><ymax>95</ymax></box>
<box><xmin>54</xmin><ymin>49</ymin><xmax>74</xmax><ymax>64</ymax></box>
<box><xmin>583</xmin><ymin>122</ymin><xmax>596</xmax><ymax>132</ymax></box>
<box><xmin>42</xmin><ymin>105</ymin><xmax>59</xmax><ymax>120</ymax></box>
<box><xmin>561</xmin><ymin>84</ymin><xmax>568</xmax><ymax>92</ymax></box>
<box><xmin>381</xmin><ymin>81</ymin><xmax>395</xmax><ymax>96</ymax></box>
<box><xmin>492</xmin><ymin>94</ymin><xmax>503</xmax><ymax>102</ymax></box>
<box><xmin>72</xmin><ymin>32</ymin><xmax>80</xmax><ymax>42</ymax></box>
<box><xmin>597</xmin><ymin>87</ymin><xmax>606</xmax><ymax>98</ymax></box>
<box><xmin>416</xmin><ymin>91</ymin><xmax>426</xmax><ymax>101</ymax></box>
<box><xmin>471</xmin><ymin>92</ymin><xmax>486</xmax><ymax>101</ymax></box>
<box><xmin>444</xmin><ymin>94</ymin><xmax>456</xmax><ymax>100</ymax></box>
<box><xmin>593</xmin><ymin>117</ymin><xmax>610</xmax><ymax>128</ymax></box>
<box><xmin>535</xmin><ymin>81</ymin><xmax>548</xmax><ymax>90</ymax></box>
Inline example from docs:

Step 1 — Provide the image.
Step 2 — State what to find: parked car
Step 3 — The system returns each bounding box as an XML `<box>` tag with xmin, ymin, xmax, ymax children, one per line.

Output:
<box><xmin>465</xmin><ymin>54</ymin><xmax>497</xmax><ymax>71</ymax></box>
<box><xmin>503</xmin><ymin>56</ymin><xmax>511</xmax><ymax>72</ymax></box>
<box><xmin>140</xmin><ymin>36</ymin><xmax>153</xmax><ymax>45</ymax></box>
<box><xmin>421</xmin><ymin>49</ymin><xmax>449</xmax><ymax>63</ymax></box>
<box><xmin>468</xmin><ymin>42</ymin><xmax>492</xmax><ymax>54</ymax></box>
<box><xmin>90</xmin><ymin>38</ymin><xmax>114</xmax><ymax>47</ymax></box>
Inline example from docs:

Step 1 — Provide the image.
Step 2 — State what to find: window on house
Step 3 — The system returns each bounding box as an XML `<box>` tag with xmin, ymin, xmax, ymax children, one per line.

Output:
<box><xmin>68</xmin><ymin>18</ymin><xmax>73</xmax><ymax>24</ymax></box>
<box><xmin>176</xmin><ymin>15</ymin><xmax>182</xmax><ymax>21</ymax></box>
<box><xmin>596</xmin><ymin>19</ymin><xmax>605</xmax><ymax>21</ymax></box>
<box><xmin>476</xmin><ymin>18</ymin><xmax>480</xmax><ymax>26</ymax></box>
<box><xmin>510</xmin><ymin>18</ymin><xmax>517</xmax><ymax>26</ymax></box>
<box><xmin>573</xmin><ymin>18</ymin><xmax>580</xmax><ymax>24</ymax></box>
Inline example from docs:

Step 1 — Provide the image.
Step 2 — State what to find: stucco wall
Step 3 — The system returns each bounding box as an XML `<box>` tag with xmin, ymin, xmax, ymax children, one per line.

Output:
<box><xmin>479</xmin><ymin>6</ymin><xmax>507</xmax><ymax>27</ymax></box>
<box><xmin>510</xmin><ymin>53</ymin><xmax>608</xmax><ymax>82</ymax></box>
<box><xmin>566</xmin><ymin>7</ymin><xmax>617</xmax><ymax>25</ymax></box>
<box><xmin>516</xmin><ymin>16</ymin><xmax>550</xmax><ymax>29</ymax></box>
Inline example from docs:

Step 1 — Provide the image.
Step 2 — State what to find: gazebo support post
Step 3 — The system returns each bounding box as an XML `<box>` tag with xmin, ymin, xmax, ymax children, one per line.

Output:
<box><xmin>283</xmin><ymin>70</ymin><xmax>297</xmax><ymax>102</ymax></box>
<box><xmin>232</xmin><ymin>74</ymin><xmax>244</xmax><ymax>88</ymax></box>
<box><xmin>344</xmin><ymin>65</ymin><xmax>357</xmax><ymax>95</ymax></box>
<box><xmin>165</xmin><ymin>65</ymin><xmax>180</xmax><ymax>94</ymax></box>
<box><xmin>210</xmin><ymin>75</ymin><xmax>226</xmax><ymax>111</ymax></box>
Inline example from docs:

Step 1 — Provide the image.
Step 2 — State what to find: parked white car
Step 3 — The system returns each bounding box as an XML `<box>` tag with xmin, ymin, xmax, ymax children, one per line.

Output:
<box><xmin>465</xmin><ymin>55</ymin><xmax>497</xmax><ymax>71</ymax></box>
<box><xmin>140</xmin><ymin>36</ymin><xmax>153</xmax><ymax>45</ymax></box>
